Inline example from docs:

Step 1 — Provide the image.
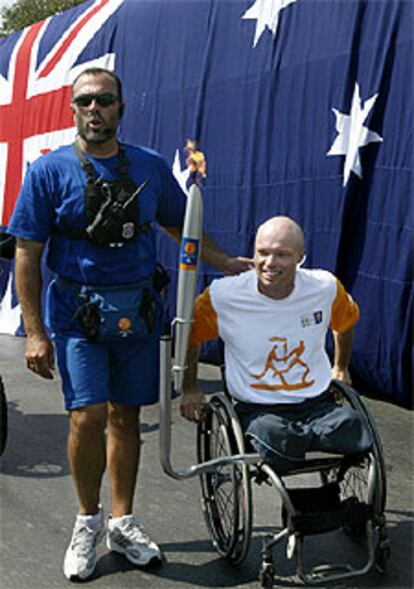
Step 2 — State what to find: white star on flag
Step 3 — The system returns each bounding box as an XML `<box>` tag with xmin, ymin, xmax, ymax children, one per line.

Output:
<box><xmin>327</xmin><ymin>83</ymin><xmax>383</xmax><ymax>186</ymax></box>
<box><xmin>242</xmin><ymin>0</ymin><xmax>297</xmax><ymax>48</ymax></box>
<box><xmin>172</xmin><ymin>149</ymin><xmax>191</xmax><ymax>195</ymax></box>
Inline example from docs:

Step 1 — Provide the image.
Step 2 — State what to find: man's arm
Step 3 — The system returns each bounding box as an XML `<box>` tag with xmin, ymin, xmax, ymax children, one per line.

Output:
<box><xmin>180</xmin><ymin>286</ymin><xmax>219</xmax><ymax>423</ymax></box>
<box><xmin>331</xmin><ymin>327</ymin><xmax>354</xmax><ymax>385</ymax></box>
<box><xmin>161</xmin><ymin>225</ymin><xmax>253</xmax><ymax>275</ymax></box>
<box><xmin>14</xmin><ymin>238</ymin><xmax>55</xmax><ymax>379</ymax></box>
<box><xmin>180</xmin><ymin>344</ymin><xmax>206</xmax><ymax>422</ymax></box>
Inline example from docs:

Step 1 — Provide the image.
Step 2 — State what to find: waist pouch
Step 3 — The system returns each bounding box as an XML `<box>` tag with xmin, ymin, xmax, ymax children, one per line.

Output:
<box><xmin>61</xmin><ymin>278</ymin><xmax>159</xmax><ymax>343</ymax></box>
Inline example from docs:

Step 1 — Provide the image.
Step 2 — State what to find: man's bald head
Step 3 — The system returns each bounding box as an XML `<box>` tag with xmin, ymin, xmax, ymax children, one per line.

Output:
<box><xmin>255</xmin><ymin>216</ymin><xmax>305</xmax><ymax>257</ymax></box>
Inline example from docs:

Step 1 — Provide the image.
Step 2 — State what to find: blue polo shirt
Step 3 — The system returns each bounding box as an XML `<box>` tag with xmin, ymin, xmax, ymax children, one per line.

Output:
<box><xmin>8</xmin><ymin>142</ymin><xmax>186</xmax><ymax>333</ymax></box>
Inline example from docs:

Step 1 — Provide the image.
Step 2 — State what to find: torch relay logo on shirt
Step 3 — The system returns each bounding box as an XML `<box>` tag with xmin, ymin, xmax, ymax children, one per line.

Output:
<box><xmin>250</xmin><ymin>335</ymin><xmax>315</xmax><ymax>391</ymax></box>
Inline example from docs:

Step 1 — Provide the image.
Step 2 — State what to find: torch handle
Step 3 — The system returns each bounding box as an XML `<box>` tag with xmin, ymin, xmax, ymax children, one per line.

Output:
<box><xmin>173</xmin><ymin>184</ymin><xmax>203</xmax><ymax>392</ymax></box>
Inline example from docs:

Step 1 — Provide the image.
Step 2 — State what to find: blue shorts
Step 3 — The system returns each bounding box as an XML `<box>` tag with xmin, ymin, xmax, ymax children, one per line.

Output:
<box><xmin>53</xmin><ymin>332</ymin><xmax>161</xmax><ymax>411</ymax></box>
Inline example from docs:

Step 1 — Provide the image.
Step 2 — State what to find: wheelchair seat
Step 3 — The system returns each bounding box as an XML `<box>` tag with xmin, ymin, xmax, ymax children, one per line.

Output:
<box><xmin>196</xmin><ymin>380</ymin><xmax>390</xmax><ymax>587</ymax></box>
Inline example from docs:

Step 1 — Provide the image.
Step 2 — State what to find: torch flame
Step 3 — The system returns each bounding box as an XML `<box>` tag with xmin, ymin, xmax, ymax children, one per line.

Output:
<box><xmin>185</xmin><ymin>139</ymin><xmax>207</xmax><ymax>183</ymax></box>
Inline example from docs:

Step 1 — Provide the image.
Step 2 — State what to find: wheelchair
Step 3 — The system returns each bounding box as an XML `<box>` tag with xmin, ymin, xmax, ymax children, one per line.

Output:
<box><xmin>196</xmin><ymin>379</ymin><xmax>389</xmax><ymax>586</ymax></box>
<box><xmin>159</xmin><ymin>333</ymin><xmax>390</xmax><ymax>587</ymax></box>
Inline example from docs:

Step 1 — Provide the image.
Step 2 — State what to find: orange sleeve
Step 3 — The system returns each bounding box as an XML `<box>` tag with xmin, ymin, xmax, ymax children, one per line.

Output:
<box><xmin>329</xmin><ymin>279</ymin><xmax>360</xmax><ymax>333</ymax></box>
<box><xmin>188</xmin><ymin>287</ymin><xmax>219</xmax><ymax>346</ymax></box>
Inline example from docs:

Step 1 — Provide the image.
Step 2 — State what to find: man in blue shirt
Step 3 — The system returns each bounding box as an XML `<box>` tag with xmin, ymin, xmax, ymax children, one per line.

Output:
<box><xmin>8</xmin><ymin>67</ymin><xmax>251</xmax><ymax>581</ymax></box>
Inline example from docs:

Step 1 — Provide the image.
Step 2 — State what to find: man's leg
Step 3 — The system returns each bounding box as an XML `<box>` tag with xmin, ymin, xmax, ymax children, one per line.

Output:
<box><xmin>309</xmin><ymin>402</ymin><xmax>374</xmax><ymax>454</ymax></box>
<box><xmin>68</xmin><ymin>403</ymin><xmax>108</xmax><ymax>514</ymax></box>
<box><xmin>64</xmin><ymin>403</ymin><xmax>108</xmax><ymax>580</ymax></box>
<box><xmin>242</xmin><ymin>410</ymin><xmax>310</xmax><ymax>472</ymax></box>
<box><xmin>105</xmin><ymin>401</ymin><xmax>161</xmax><ymax>565</ymax></box>
<box><xmin>107</xmin><ymin>402</ymin><xmax>140</xmax><ymax>517</ymax></box>
<box><xmin>54</xmin><ymin>335</ymin><xmax>111</xmax><ymax>514</ymax></box>
<box><xmin>104</xmin><ymin>336</ymin><xmax>162</xmax><ymax>566</ymax></box>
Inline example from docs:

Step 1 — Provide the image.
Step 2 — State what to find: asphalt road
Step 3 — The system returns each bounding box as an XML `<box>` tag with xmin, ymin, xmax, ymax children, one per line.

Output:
<box><xmin>0</xmin><ymin>334</ymin><xmax>413</xmax><ymax>588</ymax></box>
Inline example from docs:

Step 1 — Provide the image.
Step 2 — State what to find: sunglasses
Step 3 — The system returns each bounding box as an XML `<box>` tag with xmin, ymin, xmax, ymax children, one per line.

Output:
<box><xmin>72</xmin><ymin>92</ymin><xmax>119</xmax><ymax>107</ymax></box>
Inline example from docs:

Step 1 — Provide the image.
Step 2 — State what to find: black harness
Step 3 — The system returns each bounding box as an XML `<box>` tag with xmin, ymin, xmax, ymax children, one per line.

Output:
<box><xmin>62</xmin><ymin>141</ymin><xmax>149</xmax><ymax>246</ymax></box>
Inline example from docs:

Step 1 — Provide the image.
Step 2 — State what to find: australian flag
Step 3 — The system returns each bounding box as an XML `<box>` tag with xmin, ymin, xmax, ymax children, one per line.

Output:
<box><xmin>0</xmin><ymin>0</ymin><xmax>412</xmax><ymax>408</ymax></box>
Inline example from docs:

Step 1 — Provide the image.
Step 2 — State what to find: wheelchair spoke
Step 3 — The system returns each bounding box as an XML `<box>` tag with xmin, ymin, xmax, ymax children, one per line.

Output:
<box><xmin>215</xmin><ymin>488</ymin><xmax>235</xmax><ymax>530</ymax></box>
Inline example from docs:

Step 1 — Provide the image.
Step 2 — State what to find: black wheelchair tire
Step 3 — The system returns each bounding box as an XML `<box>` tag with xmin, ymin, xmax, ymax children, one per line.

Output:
<box><xmin>0</xmin><ymin>376</ymin><xmax>8</xmax><ymax>456</ymax></box>
<box><xmin>329</xmin><ymin>380</ymin><xmax>387</xmax><ymax>516</ymax></box>
<box><xmin>197</xmin><ymin>395</ymin><xmax>252</xmax><ymax>564</ymax></box>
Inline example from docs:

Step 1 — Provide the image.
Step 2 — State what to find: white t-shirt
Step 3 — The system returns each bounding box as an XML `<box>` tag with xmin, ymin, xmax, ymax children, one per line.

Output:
<box><xmin>190</xmin><ymin>268</ymin><xmax>359</xmax><ymax>405</ymax></box>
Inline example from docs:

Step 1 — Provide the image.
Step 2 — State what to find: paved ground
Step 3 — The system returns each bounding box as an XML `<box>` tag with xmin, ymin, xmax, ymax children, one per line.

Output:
<box><xmin>0</xmin><ymin>334</ymin><xmax>413</xmax><ymax>588</ymax></box>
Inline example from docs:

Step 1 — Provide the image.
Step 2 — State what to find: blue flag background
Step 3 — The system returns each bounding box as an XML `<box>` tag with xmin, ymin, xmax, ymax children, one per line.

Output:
<box><xmin>0</xmin><ymin>0</ymin><xmax>412</xmax><ymax>407</ymax></box>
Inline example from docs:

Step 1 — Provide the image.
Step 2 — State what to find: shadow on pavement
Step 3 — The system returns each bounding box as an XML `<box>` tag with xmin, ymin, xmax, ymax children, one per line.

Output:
<box><xmin>0</xmin><ymin>399</ymin><xmax>162</xmax><ymax>478</ymax></box>
<box><xmin>0</xmin><ymin>400</ymin><xmax>69</xmax><ymax>477</ymax></box>
<box><xmin>94</xmin><ymin>540</ymin><xmax>258</xmax><ymax>587</ymax></box>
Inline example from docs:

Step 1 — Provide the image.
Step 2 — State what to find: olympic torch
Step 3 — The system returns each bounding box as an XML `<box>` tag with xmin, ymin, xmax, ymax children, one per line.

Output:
<box><xmin>159</xmin><ymin>144</ymin><xmax>259</xmax><ymax>481</ymax></box>
<box><xmin>173</xmin><ymin>141</ymin><xmax>205</xmax><ymax>392</ymax></box>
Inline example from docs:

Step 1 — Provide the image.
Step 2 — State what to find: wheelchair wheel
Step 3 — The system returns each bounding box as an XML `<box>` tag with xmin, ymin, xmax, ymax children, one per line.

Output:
<box><xmin>330</xmin><ymin>380</ymin><xmax>386</xmax><ymax>512</ymax></box>
<box><xmin>0</xmin><ymin>376</ymin><xmax>8</xmax><ymax>456</ymax></box>
<box><xmin>322</xmin><ymin>381</ymin><xmax>387</xmax><ymax>539</ymax></box>
<box><xmin>197</xmin><ymin>394</ymin><xmax>252</xmax><ymax>564</ymax></box>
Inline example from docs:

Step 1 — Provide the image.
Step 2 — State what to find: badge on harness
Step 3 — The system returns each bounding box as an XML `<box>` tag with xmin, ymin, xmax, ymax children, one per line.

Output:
<box><xmin>121</xmin><ymin>222</ymin><xmax>135</xmax><ymax>240</ymax></box>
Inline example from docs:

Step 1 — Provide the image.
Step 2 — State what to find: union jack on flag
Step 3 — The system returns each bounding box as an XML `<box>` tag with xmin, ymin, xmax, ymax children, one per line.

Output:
<box><xmin>0</xmin><ymin>0</ymin><xmax>123</xmax><ymax>226</ymax></box>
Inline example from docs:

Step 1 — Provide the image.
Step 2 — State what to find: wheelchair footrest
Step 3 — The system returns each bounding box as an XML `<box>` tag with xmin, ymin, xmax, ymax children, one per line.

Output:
<box><xmin>283</xmin><ymin>484</ymin><xmax>374</xmax><ymax>535</ymax></box>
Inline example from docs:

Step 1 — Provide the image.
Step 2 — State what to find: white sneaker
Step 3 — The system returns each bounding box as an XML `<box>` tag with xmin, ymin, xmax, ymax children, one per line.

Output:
<box><xmin>106</xmin><ymin>514</ymin><xmax>161</xmax><ymax>566</ymax></box>
<box><xmin>63</xmin><ymin>508</ymin><xmax>104</xmax><ymax>580</ymax></box>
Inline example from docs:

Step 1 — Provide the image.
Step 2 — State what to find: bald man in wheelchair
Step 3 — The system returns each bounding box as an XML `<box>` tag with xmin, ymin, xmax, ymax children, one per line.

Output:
<box><xmin>181</xmin><ymin>216</ymin><xmax>373</xmax><ymax>473</ymax></box>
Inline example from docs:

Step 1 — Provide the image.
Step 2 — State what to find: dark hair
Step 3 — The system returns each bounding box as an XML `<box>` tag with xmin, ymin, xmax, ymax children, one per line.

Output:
<box><xmin>71</xmin><ymin>68</ymin><xmax>123</xmax><ymax>103</ymax></box>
